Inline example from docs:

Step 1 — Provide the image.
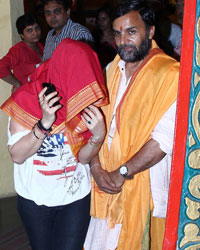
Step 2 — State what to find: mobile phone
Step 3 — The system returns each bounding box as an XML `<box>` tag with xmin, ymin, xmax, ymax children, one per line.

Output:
<box><xmin>42</xmin><ymin>82</ymin><xmax>60</xmax><ymax>107</ymax></box>
<box><xmin>42</xmin><ymin>82</ymin><xmax>56</xmax><ymax>95</ymax></box>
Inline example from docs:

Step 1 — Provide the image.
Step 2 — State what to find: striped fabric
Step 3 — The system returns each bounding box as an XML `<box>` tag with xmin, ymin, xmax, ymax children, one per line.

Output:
<box><xmin>43</xmin><ymin>18</ymin><xmax>94</xmax><ymax>60</ymax></box>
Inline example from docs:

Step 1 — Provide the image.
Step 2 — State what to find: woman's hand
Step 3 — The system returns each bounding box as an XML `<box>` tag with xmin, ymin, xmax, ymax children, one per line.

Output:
<box><xmin>78</xmin><ymin>106</ymin><xmax>106</xmax><ymax>164</ymax></box>
<box><xmin>38</xmin><ymin>87</ymin><xmax>62</xmax><ymax>129</ymax></box>
<box><xmin>81</xmin><ymin>105</ymin><xmax>106</xmax><ymax>141</ymax></box>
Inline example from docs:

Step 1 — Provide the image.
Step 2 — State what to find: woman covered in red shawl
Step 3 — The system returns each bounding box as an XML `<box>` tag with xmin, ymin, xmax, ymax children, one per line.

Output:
<box><xmin>1</xmin><ymin>38</ymin><xmax>108</xmax><ymax>250</ymax></box>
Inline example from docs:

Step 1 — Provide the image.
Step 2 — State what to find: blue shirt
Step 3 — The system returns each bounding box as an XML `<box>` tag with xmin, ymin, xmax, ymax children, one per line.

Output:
<box><xmin>43</xmin><ymin>18</ymin><xmax>94</xmax><ymax>60</ymax></box>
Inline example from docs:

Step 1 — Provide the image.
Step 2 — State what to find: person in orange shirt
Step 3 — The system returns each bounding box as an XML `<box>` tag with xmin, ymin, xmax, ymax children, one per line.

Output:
<box><xmin>0</xmin><ymin>13</ymin><xmax>44</xmax><ymax>92</ymax></box>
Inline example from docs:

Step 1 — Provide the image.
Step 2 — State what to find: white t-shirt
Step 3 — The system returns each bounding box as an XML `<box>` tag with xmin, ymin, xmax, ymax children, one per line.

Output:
<box><xmin>7</xmin><ymin>119</ymin><xmax>91</xmax><ymax>207</ymax></box>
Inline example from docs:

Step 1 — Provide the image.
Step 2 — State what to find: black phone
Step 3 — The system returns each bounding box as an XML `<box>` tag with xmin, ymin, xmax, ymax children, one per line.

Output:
<box><xmin>42</xmin><ymin>82</ymin><xmax>60</xmax><ymax>107</ymax></box>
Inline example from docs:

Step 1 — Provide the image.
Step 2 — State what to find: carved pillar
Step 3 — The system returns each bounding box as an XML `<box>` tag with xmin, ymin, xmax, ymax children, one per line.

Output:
<box><xmin>163</xmin><ymin>0</ymin><xmax>200</xmax><ymax>249</ymax></box>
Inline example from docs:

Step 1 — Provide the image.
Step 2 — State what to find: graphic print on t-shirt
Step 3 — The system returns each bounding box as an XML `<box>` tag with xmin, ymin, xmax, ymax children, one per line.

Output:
<box><xmin>33</xmin><ymin>134</ymin><xmax>85</xmax><ymax>195</ymax></box>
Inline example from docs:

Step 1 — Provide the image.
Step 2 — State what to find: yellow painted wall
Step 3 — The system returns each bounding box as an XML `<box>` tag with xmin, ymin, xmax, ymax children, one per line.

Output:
<box><xmin>0</xmin><ymin>0</ymin><xmax>24</xmax><ymax>198</ymax></box>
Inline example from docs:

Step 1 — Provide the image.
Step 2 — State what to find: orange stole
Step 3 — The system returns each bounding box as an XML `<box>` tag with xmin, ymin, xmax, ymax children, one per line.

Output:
<box><xmin>90</xmin><ymin>42</ymin><xmax>179</xmax><ymax>250</ymax></box>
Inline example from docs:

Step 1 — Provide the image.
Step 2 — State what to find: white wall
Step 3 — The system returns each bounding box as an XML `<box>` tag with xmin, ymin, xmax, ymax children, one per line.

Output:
<box><xmin>0</xmin><ymin>0</ymin><xmax>24</xmax><ymax>197</ymax></box>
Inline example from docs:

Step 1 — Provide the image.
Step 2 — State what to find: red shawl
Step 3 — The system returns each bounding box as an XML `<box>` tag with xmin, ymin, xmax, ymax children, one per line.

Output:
<box><xmin>1</xmin><ymin>38</ymin><xmax>108</xmax><ymax>157</ymax></box>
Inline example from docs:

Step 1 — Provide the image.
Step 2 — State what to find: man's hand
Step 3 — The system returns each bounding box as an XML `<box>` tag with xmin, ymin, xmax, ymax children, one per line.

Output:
<box><xmin>91</xmin><ymin>164</ymin><xmax>122</xmax><ymax>194</ymax></box>
<box><xmin>108</xmin><ymin>168</ymin><xmax>125</xmax><ymax>189</ymax></box>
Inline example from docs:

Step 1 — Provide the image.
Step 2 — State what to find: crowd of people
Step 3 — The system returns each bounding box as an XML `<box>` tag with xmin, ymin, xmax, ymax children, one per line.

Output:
<box><xmin>0</xmin><ymin>0</ymin><xmax>183</xmax><ymax>249</ymax></box>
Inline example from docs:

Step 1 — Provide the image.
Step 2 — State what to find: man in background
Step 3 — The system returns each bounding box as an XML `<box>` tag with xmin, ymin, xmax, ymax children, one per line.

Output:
<box><xmin>41</xmin><ymin>0</ymin><xmax>94</xmax><ymax>60</ymax></box>
<box><xmin>84</xmin><ymin>0</ymin><xmax>180</xmax><ymax>249</ymax></box>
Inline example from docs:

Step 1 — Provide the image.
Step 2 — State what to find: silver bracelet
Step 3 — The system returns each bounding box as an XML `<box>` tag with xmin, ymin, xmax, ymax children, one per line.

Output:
<box><xmin>88</xmin><ymin>136</ymin><xmax>104</xmax><ymax>146</ymax></box>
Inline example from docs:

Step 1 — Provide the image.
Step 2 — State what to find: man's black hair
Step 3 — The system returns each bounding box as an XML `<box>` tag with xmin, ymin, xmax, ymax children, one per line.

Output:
<box><xmin>41</xmin><ymin>0</ymin><xmax>72</xmax><ymax>11</ymax></box>
<box><xmin>112</xmin><ymin>0</ymin><xmax>155</xmax><ymax>27</ymax></box>
<box><xmin>16</xmin><ymin>13</ymin><xmax>40</xmax><ymax>35</ymax></box>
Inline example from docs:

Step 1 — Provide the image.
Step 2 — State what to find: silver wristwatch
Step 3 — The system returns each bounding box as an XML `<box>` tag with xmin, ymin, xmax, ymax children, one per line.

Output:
<box><xmin>119</xmin><ymin>165</ymin><xmax>134</xmax><ymax>180</ymax></box>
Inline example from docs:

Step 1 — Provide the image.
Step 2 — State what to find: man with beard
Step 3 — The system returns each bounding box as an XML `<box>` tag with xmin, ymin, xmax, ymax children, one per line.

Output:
<box><xmin>84</xmin><ymin>1</ymin><xmax>180</xmax><ymax>250</ymax></box>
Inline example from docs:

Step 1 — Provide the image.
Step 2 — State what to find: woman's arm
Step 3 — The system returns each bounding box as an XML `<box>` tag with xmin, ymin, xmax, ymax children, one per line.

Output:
<box><xmin>78</xmin><ymin>105</ymin><xmax>106</xmax><ymax>164</ymax></box>
<box><xmin>8</xmin><ymin>87</ymin><xmax>62</xmax><ymax>164</ymax></box>
<box><xmin>8</xmin><ymin>119</ymin><xmax>46</xmax><ymax>164</ymax></box>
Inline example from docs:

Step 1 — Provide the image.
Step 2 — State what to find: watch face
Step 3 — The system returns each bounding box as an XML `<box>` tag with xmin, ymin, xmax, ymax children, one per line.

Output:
<box><xmin>120</xmin><ymin>165</ymin><xmax>128</xmax><ymax>175</ymax></box>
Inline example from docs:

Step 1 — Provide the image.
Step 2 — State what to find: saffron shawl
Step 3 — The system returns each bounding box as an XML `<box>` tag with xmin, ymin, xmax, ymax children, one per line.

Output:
<box><xmin>1</xmin><ymin>38</ymin><xmax>108</xmax><ymax>158</ymax></box>
<box><xmin>90</xmin><ymin>41</ymin><xmax>179</xmax><ymax>249</ymax></box>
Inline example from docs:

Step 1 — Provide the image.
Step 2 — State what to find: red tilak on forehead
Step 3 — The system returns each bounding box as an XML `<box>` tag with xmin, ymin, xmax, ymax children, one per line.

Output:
<box><xmin>120</xmin><ymin>26</ymin><xmax>122</xmax><ymax>32</ymax></box>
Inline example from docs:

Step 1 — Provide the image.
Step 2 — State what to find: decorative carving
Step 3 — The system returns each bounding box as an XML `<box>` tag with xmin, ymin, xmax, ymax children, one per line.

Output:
<box><xmin>194</xmin><ymin>72</ymin><xmax>200</xmax><ymax>87</ymax></box>
<box><xmin>189</xmin><ymin>133</ymin><xmax>196</xmax><ymax>147</ymax></box>
<box><xmin>197</xmin><ymin>16</ymin><xmax>200</xmax><ymax>39</ymax></box>
<box><xmin>192</xmin><ymin>92</ymin><xmax>200</xmax><ymax>141</ymax></box>
<box><xmin>188</xmin><ymin>175</ymin><xmax>200</xmax><ymax>199</ymax></box>
<box><xmin>185</xmin><ymin>197</ymin><xmax>200</xmax><ymax>220</ymax></box>
<box><xmin>185</xmin><ymin>244</ymin><xmax>200</xmax><ymax>250</ymax></box>
<box><xmin>173</xmin><ymin>0</ymin><xmax>200</xmax><ymax>250</ymax></box>
<box><xmin>196</xmin><ymin>40</ymin><xmax>200</xmax><ymax>66</ymax></box>
<box><xmin>188</xmin><ymin>149</ymin><xmax>200</xmax><ymax>169</ymax></box>
<box><xmin>180</xmin><ymin>223</ymin><xmax>200</xmax><ymax>248</ymax></box>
